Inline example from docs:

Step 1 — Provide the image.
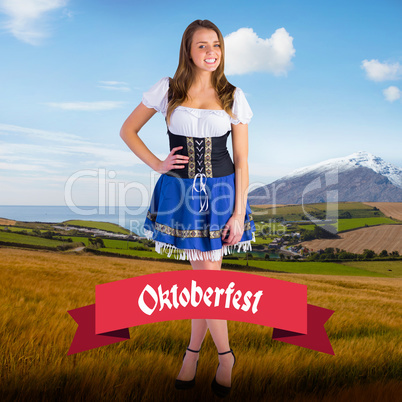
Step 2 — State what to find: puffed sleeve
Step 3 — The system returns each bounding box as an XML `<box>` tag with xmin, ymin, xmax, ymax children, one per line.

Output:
<box><xmin>141</xmin><ymin>77</ymin><xmax>169</xmax><ymax>117</ymax></box>
<box><xmin>230</xmin><ymin>87</ymin><xmax>253</xmax><ymax>125</ymax></box>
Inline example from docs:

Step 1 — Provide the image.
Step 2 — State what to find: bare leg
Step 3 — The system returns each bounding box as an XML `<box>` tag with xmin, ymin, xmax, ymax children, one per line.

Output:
<box><xmin>205</xmin><ymin>319</ymin><xmax>235</xmax><ymax>387</ymax></box>
<box><xmin>175</xmin><ymin>318</ymin><xmax>208</xmax><ymax>381</ymax></box>
<box><xmin>176</xmin><ymin>258</ymin><xmax>235</xmax><ymax>387</ymax></box>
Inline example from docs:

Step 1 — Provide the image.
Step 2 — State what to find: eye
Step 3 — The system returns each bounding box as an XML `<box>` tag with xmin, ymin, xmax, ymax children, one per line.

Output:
<box><xmin>199</xmin><ymin>45</ymin><xmax>205</xmax><ymax>49</ymax></box>
<box><xmin>214</xmin><ymin>44</ymin><xmax>221</xmax><ymax>47</ymax></box>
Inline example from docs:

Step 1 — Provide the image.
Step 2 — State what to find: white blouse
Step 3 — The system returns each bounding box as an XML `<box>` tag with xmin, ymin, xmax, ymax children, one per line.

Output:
<box><xmin>142</xmin><ymin>77</ymin><xmax>253</xmax><ymax>138</ymax></box>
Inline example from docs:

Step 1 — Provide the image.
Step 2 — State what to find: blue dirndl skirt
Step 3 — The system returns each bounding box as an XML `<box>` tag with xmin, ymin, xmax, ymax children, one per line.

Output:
<box><xmin>143</xmin><ymin>172</ymin><xmax>256</xmax><ymax>261</ymax></box>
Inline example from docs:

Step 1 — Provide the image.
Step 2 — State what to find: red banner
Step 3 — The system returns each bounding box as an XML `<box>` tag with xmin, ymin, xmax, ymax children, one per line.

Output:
<box><xmin>68</xmin><ymin>271</ymin><xmax>334</xmax><ymax>355</ymax></box>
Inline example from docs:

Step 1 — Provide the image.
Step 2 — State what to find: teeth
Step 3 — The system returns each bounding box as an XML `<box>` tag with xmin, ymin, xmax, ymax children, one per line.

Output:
<box><xmin>205</xmin><ymin>59</ymin><xmax>216</xmax><ymax>63</ymax></box>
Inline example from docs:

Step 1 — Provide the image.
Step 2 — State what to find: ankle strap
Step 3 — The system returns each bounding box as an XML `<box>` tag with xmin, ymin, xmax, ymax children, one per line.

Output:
<box><xmin>218</xmin><ymin>348</ymin><xmax>233</xmax><ymax>355</ymax></box>
<box><xmin>187</xmin><ymin>347</ymin><xmax>201</xmax><ymax>353</ymax></box>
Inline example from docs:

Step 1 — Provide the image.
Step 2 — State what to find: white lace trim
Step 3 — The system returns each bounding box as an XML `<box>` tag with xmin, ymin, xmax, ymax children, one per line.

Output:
<box><xmin>144</xmin><ymin>229</ymin><xmax>255</xmax><ymax>262</ymax></box>
<box><xmin>175</xmin><ymin>106</ymin><xmax>226</xmax><ymax>117</ymax></box>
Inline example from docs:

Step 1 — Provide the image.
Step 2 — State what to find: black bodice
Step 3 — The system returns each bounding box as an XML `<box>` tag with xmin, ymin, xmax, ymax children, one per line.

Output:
<box><xmin>166</xmin><ymin>130</ymin><xmax>235</xmax><ymax>179</ymax></box>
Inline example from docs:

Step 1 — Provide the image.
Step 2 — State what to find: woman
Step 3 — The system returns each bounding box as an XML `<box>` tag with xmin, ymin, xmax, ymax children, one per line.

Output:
<box><xmin>120</xmin><ymin>19</ymin><xmax>255</xmax><ymax>397</ymax></box>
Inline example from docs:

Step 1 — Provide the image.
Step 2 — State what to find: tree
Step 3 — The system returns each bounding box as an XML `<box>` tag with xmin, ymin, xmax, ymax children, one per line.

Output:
<box><xmin>308</xmin><ymin>252</ymin><xmax>320</xmax><ymax>261</ymax></box>
<box><xmin>379</xmin><ymin>250</ymin><xmax>388</xmax><ymax>257</ymax></box>
<box><xmin>338</xmin><ymin>251</ymin><xmax>356</xmax><ymax>260</ymax></box>
<box><xmin>88</xmin><ymin>237</ymin><xmax>105</xmax><ymax>249</ymax></box>
<box><xmin>42</xmin><ymin>230</ymin><xmax>54</xmax><ymax>239</ymax></box>
<box><xmin>362</xmin><ymin>249</ymin><xmax>376</xmax><ymax>259</ymax></box>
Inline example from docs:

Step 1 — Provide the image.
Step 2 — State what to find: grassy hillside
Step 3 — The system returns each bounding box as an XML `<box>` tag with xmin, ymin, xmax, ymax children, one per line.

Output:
<box><xmin>0</xmin><ymin>231</ymin><xmax>66</xmax><ymax>248</ymax></box>
<box><xmin>251</xmin><ymin>202</ymin><xmax>384</xmax><ymax>222</ymax></box>
<box><xmin>300</xmin><ymin>217</ymin><xmax>397</xmax><ymax>232</ymax></box>
<box><xmin>62</xmin><ymin>220</ymin><xmax>131</xmax><ymax>234</ymax></box>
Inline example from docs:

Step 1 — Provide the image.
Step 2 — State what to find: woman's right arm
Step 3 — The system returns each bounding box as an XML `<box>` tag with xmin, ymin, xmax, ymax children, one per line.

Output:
<box><xmin>120</xmin><ymin>102</ymin><xmax>188</xmax><ymax>173</ymax></box>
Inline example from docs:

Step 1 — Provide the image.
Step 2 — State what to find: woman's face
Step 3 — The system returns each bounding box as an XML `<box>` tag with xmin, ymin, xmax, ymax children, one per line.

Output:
<box><xmin>190</xmin><ymin>28</ymin><xmax>221</xmax><ymax>73</ymax></box>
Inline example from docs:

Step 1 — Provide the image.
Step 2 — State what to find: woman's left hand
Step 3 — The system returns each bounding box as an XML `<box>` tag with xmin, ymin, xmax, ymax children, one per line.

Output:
<box><xmin>221</xmin><ymin>214</ymin><xmax>244</xmax><ymax>246</ymax></box>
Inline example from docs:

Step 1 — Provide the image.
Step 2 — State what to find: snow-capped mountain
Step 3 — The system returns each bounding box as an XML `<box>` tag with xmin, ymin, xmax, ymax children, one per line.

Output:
<box><xmin>283</xmin><ymin>151</ymin><xmax>402</xmax><ymax>189</ymax></box>
<box><xmin>249</xmin><ymin>151</ymin><xmax>402</xmax><ymax>204</ymax></box>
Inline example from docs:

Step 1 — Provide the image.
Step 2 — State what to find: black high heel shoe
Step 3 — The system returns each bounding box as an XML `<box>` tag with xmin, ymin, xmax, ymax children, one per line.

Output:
<box><xmin>211</xmin><ymin>349</ymin><xmax>236</xmax><ymax>398</ymax></box>
<box><xmin>175</xmin><ymin>347</ymin><xmax>201</xmax><ymax>390</ymax></box>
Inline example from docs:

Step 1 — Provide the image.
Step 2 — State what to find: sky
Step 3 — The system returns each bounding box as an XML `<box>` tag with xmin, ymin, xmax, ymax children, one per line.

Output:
<box><xmin>0</xmin><ymin>0</ymin><xmax>401</xmax><ymax>208</ymax></box>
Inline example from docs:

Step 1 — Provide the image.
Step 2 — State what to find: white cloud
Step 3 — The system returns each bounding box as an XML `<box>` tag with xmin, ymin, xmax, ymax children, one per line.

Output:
<box><xmin>0</xmin><ymin>0</ymin><xmax>68</xmax><ymax>45</ymax></box>
<box><xmin>45</xmin><ymin>101</ymin><xmax>126</xmax><ymax>111</ymax></box>
<box><xmin>0</xmin><ymin>161</ymin><xmax>57</xmax><ymax>173</ymax></box>
<box><xmin>0</xmin><ymin>123</ymin><xmax>83</xmax><ymax>143</ymax></box>
<box><xmin>224</xmin><ymin>27</ymin><xmax>295</xmax><ymax>76</ymax></box>
<box><xmin>383</xmin><ymin>86</ymin><xmax>401</xmax><ymax>102</ymax></box>
<box><xmin>361</xmin><ymin>59</ymin><xmax>402</xmax><ymax>82</ymax></box>
<box><xmin>100</xmin><ymin>81</ymin><xmax>126</xmax><ymax>86</ymax></box>
<box><xmin>0</xmin><ymin>123</ymin><xmax>142</xmax><ymax>169</ymax></box>
<box><xmin>98</xmin><ymin>81</ymin><xmax>131</xmax><ymax>92</ymax></box>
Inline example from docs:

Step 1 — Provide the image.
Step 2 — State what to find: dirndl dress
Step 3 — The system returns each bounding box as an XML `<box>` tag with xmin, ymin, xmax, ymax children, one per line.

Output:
<box><xmin>142</xmin><ymin>77</ymin><xmax>256</xmax><ymax>261</ymax></box>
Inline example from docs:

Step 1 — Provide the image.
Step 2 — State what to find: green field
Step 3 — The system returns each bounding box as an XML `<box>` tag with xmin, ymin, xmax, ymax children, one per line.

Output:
<box><xmin>250</xmin><ymin>202</ymin><xmax>399</xmax><ymax>235</ymax></box>
<box><xmin>251</xmin><ymin>202</ymin><xmax>383</xmax><ymax>221</ymax></box>
<box><xmin>61</xmin><ymin>236</ymin><xmax>143</xmax><ymax>248</ymax></box>
<box><xmin>300</xmin><ymin>217</ymin><xmax>397</xmax><ymax>232</ymax></box>
<box><xmin>337</xmin><ymin>217</ymin><xmax>397</xmax><ymax>231</ymax></box>
<box><xmin>1</xmin><ymin>220</ymin><xmax>132</xmax><ymax>235</ymax></box>
<box><xmin>222</xmin><ymin>259</ymin><xmax>401</xmax><ymax>277</ymax></box>
<box><xmin>304</xmin><ymin>202</ymin><xmax>375</xmax><ymax>211</ymax></box>
<box><xmin>241</xmin><ymin>250</ymin><xmax>279</xmax><ymax>259</ymax></box>
<box><xmin>0</xmin><ymin>231</ymin><xmax>66</xmax><ymax>248</ymax></box>
<box><xmin>252</xmin><ymin>234</ymin><xmax>276</xmax><ymax>245</ymax></box>
<box><xmin>341</xmin><ymin>261</ymin><xmax>402</xmax><ymax>278</ymax></box>
<box><xmin>0</xmin><ymin>225</ymin><xmax>37</xmax><ymax>233</ymax></box>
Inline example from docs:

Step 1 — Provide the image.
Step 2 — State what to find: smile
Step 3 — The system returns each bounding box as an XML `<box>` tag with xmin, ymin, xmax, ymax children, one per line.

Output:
<box><xmin>204</xmin><ymin>58</ymin><xmax>217</xmax><ymax>64</ymax></box>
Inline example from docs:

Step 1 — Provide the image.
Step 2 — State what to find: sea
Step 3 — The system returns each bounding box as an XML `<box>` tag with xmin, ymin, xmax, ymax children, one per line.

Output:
<box><xmin>0</xmin><ymin>205</ymin><xmax>147</xmax><ymax>235</ymax></box>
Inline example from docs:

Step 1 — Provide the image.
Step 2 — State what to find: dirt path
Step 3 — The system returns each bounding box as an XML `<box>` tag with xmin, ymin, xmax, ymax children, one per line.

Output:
<box><xmin>65</xmin><ymin>246</ymin><xmax>86</xmax><ymax>253</ymax></box>
<box><xmin>302</xmin><ymin>224</ymin><xmax>402</xmax><ymax>254</ymax></box>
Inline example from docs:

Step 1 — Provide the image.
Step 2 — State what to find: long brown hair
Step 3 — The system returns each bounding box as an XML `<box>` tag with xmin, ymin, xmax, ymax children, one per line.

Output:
<box><xmin>166</xmin><ymin>20</ymin><xmax>236</xmax><ymax>124</ymax></box>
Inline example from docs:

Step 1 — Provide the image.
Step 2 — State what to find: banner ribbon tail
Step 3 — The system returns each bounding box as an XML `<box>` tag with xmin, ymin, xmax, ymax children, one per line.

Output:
<box><xmin>67</xmin><ymin>304</ymin><xmax>130</xmax><ymax>355</ymax></box>
<box><xmin>272</xmin><ymin>304</ymin><xmax>335</xmax><ymax>355</ymax></box>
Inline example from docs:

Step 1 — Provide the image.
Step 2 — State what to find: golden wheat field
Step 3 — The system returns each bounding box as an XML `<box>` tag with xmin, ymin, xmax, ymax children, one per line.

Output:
<box><xmin>363</xmin><ymin>202</ymin><xmax>402</xmax><ymax>221</ymax></box>
<box><xmin>302</xmin><ymin>224</ymin><xmax>402</xmax><ymax>254</ymax></box>
<box><xmin>1</xmin><ymin>247</ymin><xmax>401</xmax><ymax>402</ymax></box>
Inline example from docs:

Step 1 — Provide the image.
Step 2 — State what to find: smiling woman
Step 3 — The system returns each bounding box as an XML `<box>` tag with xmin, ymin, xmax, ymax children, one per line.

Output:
<box><xmin>120</xmin><ymin>19</ymin><xmax>255</xmax><ymax>397</ymax></box>
<box><xmin>189</xmin><ymin>29</ymin><xmax>222</xmax><ymax>72</ymax></box>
